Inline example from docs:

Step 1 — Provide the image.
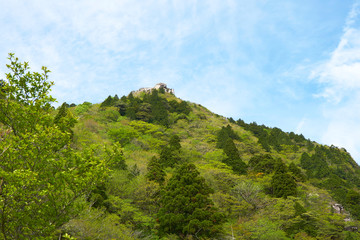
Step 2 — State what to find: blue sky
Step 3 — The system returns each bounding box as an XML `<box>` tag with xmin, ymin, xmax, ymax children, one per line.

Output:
<box><xmin>1</xmin><ymin>0</ymin><xmax>360</xmax><ymax>162</ymax></box>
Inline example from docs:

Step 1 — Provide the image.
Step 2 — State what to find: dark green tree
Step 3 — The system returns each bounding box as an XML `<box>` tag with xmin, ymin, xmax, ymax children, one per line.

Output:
<box><xmin>169</xmin><ymin>134</ymin><xmax>181</xmax><ymax>151</ymax></box>
<box><xmin>135</xmin><ymin>103</ymin><xmax>152</xmax><ymax>122</ymax></box>
<box><xmin>159</xmin><ymin>146</ymin><xmax>181</xmax><ymax>168</ymax></box>
<box><xmin>216</xmin><ymin>125</ymin><xmax>239</xmax><ymax>149</ymax></box>
<box><xmin>146</xmin><ymin>156</ymin><xmax>166</xmax><ymax>184</ymax></box>
<box><xmin>248</xmin><ymin>154</ymin><xmax>277</xmax><ymax>174</ymax></box>
<box><xmin>157</xmin><ymin>163</ymin><xmax>224</xmax><ymax>238</ymax></box>
<box><xmin>100</xmin><ymin>95</ymin><xmax>114</xmax><ymax>108</ymax></box>
<box><xmin>271</xmin><ymin>169</ymin><xmax>297</xmax><ymax>198</ymax></box>
<box><xmin>288</xmin><ymin>162</ymin><xmax>306</xmax><ymax>182</ymax></box>
<box><xmin>222</xmin><ymin>138</ymin><xmax>247</xmax><ymax>175</ymax></box>
<box><xmin>345</xmin><ymin>189</ymin><xmax>360</xmax><ymax>219</ymax></box>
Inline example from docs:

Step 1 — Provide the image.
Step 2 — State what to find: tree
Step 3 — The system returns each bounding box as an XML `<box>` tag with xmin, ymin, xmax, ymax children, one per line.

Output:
<box><xmin>54</xmin><ymin>102</ymin><xmax>76</xmax><ymax>137</ymax></box>
<box><xmin>0</xmin><ymin>54</ymin><xmax>109</xmax><ymax>239</ymax></box>
<box><xmin>157</xmin><ymin>163</ymin><xmax>224</xmax><ymax>238</ymax></box>
<box><xmin>146</xmin><ymin>156</ymin><xmax>166</xmax><ymax>184</ymax></box>
<box><xmin>271</xmin><ymin>170</ymin><xmax>297</xmax><ymax>198</ymax></box>
<box><xmin>169</xmin><ymin>134</ymin><xmax>181</xmax><ymax>151</ymax></box>
<box><xmin>159</xmin><ymin>146</ymin><xmax>181</xmax><ymax>168</ymax></box>
<box><xmin>100</xmin><ymin>95</ymin><xmax>114</xmax><ymax>108</ymax></box>
<box><xmin>222</xmin><ymin>138</ymin><xmax>247</xmax><ymax>175</ymax></box>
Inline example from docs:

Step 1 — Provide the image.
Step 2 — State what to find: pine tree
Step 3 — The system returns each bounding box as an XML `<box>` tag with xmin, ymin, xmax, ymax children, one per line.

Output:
<box><xmin>157</xmin><ymin>163</ymin><xmax>224</xmax><ymax>238</ymax></box>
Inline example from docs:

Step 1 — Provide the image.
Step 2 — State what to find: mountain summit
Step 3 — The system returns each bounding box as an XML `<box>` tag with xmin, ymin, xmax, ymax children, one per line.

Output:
<box><xmin>132</xmin><ymin>83</ymin><xmax>175</xmax><ymax>95</ymax></box>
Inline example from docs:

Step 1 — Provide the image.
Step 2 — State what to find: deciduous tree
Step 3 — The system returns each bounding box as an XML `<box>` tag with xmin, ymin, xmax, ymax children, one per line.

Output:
<box><xmin>0</xmin><ymin>54</ymin><xmax>109</xmax><ymax>239</ymax></box>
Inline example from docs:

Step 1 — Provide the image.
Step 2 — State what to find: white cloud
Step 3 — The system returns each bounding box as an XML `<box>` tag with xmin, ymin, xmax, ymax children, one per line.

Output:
<box><xmin>310</xmin><ymin>1</ymin><xmax>360</xmax><ymax>103</ymax></box>
<box><xmin>309</xmin><ymin>0</ymin><xmax>360</xmax><ymax>161</ymax></box>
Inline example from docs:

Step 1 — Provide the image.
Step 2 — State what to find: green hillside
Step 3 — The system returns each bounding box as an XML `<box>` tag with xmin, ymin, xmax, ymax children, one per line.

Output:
<box><xmin>60</xmin><ymin>87</ymin><xmax>360</xmax><ymax>239</ymax></box>
<box><xmin>2</xmin><ymin>55</ymin><xmax>360</xmax><ymax>239</ymax></box>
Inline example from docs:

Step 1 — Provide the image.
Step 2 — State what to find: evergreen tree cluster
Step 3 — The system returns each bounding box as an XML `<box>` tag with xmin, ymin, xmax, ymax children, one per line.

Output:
<box><xmin>146</xmin><ymin>135</ymin><xmax>182</xmax><ymax>184</ymax></box>
<box><xmin>157</xmin><ymin>163</ymin><xmax>224</xmax><ymax>238</ymax></box>
<box><xmin>216</xmin><ymin>125</ymin><xmax>247</xmax><ymax>174</ymax></box>
<box><xmin>249</xmin><ymin>154</ymin><xmax>298</xmax><ymax>198</ymax></box>
<box><xmin>235</xmin><ymin>119</ymin><xmax>311</xmax><ymax>152</ymax></box>
<box><xmin>100</xmin><ymin>89</ymin><xmax>191</xmax><ymax>127</ymax></box>
<box><xmin>300</xmin><ymin>146</ymin><xmax>360</xmax><ymax>218</ymax></box>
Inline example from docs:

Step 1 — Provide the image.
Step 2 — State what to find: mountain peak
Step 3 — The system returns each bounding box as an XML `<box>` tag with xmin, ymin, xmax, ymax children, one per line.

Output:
<box><xmin>132</xmin><ymin>83</ymin><xmax>174</xmax><ymax>95</ymax></box>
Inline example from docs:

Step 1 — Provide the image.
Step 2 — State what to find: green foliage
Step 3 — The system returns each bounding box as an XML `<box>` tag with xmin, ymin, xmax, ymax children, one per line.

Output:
<box><xmin>54</xmin><ymin>102</ymin><xmax>77</xmax><ymax>136</ymax></box>
<box><xmin>169</xmin><ymin>134</ymin><xmax>181</xmax><ymax>150</ymax></box>
<box><xmin>100</xmin><ymin>95</ymin><xmax>118</xmax><ymax>108</ymax></box>
<box><xmin>215</xmin><ymin>125</ymin><xmax>247</xmax><ymax>174</ymax></box>
<box><xmin>0</xmin><ymin>54</ymin><xmax>109</xmax><ymax>239</ymax></box>
<box><xmin>249</xmin><ymin>154</ymin><xmax>277</xmax><ymax>174</ymax></box>
<box><xmin>271</xmin><ymin>168</ymin><xmax>297</xmax><ymax>198</ymax></box>
<box><xmin>289</xmin><ymin>162</ymin><xmax>306</xmax><ymax>182</ymax></box>
<box><xmin>222</xmin><ymin>138</ymin><xmax>247</xmax><ymax>174</ymax></box>
<box><xmin>232</xmin><ymin>180</ymin><xmax>264</xmax><ymax>210</ymax></box>
<box><xmin>158</xmin><ymin>163</ymin><xmax>224</xmax><ymax>238</ymax></box>
<box><xmin>159</xmin><ymin>146</ymin><xmax>181</xmax><ymax>168</ymax></box>
<box><xmin>146</xmin><ymin>156</ymin><xmax>166</xmax><ymax>184</ymax></box>
<box><xmin>75</xmin><ymin>101</ymin><xmax>92</xmax><ymax>115</ymax></box>
<box><xmin>5</xmin><ymin>54</ymin><xmax>360</xmax><ymax>239</ymax></box>
<box><xmin>62</xmin><ymin>207</ymin><xmax>136</xmax><ymax>240</ymax></box>
<box><xmin>216</xmin><ymin>124</ymin><xmax>239</xmax><ymax>149</ymax></box>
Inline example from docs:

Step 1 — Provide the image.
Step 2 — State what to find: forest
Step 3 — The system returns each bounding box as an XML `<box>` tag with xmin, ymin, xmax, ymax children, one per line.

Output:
<box><xmin>1</xmin><ymin>54</ymin><xmax>360</xmax><ymax>239</ymax></box>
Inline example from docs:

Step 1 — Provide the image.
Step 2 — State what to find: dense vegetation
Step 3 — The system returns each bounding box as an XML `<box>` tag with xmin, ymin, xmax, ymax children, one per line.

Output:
<box><xmin>1</xmin><ymin>54</ymin><xmax>360</xmax><ymax>239</ymax></box>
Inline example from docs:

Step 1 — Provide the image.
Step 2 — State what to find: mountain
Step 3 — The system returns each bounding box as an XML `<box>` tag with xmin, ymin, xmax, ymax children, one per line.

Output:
<box><xmin>56</xmin><ymin>83</ymin><xmax>360</xmax><ymax>239</ymax></box>
<box><xmin>3</xmin><ymin>64</ymin><xmax>360</xmax><ymax>239</ymax></box>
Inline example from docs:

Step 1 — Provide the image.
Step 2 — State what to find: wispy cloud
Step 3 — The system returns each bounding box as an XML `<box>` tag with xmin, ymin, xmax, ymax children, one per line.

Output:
<box><xmin>310</xmin><ymin>1</ymin><xmax>360</xmax><ymax>103</ymax></box>
<box><xmin>308</xmin><ymin>0</ymin><xmax>360</xmax><ymax>160</ymax></box>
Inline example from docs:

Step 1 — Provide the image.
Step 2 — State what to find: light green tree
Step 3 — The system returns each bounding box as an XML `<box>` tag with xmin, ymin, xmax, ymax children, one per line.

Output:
<box><xmin>0</xmin><ymin>54</ymin><xmax>110</xmax><ymax>239</ymax></box>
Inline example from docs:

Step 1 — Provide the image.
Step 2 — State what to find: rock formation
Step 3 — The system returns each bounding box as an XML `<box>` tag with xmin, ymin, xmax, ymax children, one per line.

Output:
<box><xmin>132</xmin><ymin>83</ymin><xmax>174</xmax><ymax>94</ymax></box>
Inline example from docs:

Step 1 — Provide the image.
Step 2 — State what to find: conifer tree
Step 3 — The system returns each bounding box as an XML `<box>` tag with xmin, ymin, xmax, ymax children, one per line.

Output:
<box><xmin>222</xmin><ymin>138</ymin><xmax>247</xmax><ymax>175</ymax></box>
<box><xmin>159</xmin><ymin>146</ymin><xmax>181</xmax><ymax>168</ymax></box>
<box><xmin>146</xmin><ymin>156</ymin><xmax>166</xmax><ymax>184</ymax></box>
<box><xmin>271</xmin><ymin>168</ymin><xmax>297</xmax><ymax>198</ymax></box>
<box><xmin>100</xmin><ymin>95</ymin><xmax>114</xmax><ymax>108</ymax></box>
<box><xmin>157</xmin><ymin>163</ymin><xmax>224</xmax><ymax>238</ymax></box>
<box><xmin>169</xmin><ymin>134</ymin><xmax>181</xmax><ymax>151</ymax></box>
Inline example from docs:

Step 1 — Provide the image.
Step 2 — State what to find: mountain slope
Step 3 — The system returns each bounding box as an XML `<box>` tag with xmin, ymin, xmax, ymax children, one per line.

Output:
<box><xmin>62</xmin><ymin>86</ymin><xmax>360</xmax><ymax>239</ymax></box>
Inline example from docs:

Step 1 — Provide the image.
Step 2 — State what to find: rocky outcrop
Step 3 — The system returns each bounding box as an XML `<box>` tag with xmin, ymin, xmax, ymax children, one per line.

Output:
<box><xmin>132</xmin><ymin>83</ymin><xmax>174</xmax><ymax>94</ymax></box>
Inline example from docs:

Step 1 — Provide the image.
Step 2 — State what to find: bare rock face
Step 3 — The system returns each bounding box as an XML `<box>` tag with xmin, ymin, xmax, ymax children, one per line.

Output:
<box><xmin>132</xmin><ymin>83</ymin><xmax>174</xmax><ymax>94</ymax></box>
<box><xmin>332</xmin><ymin>203</ymin><xmax>344</xmax><ymax>214</ymax></box>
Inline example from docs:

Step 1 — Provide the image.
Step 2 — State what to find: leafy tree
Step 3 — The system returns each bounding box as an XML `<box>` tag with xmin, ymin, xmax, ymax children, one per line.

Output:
<box><xmin>301</xmin><ymin>149</ymin><xmax>330</xmax><ymax>179</ymax></box>
<box><xmin>54</xmin><ymin>102</ymin><xmax>76</xmax><ymax>137</ymax></box>
<box><xmin>0</xmin><ymin>54</ymin><xmax>109</xmax><ymax>239</ymax></box>
<box><xmin>232</xmin><ymin>180</ymin><xmax>264</xmax><ymax>210</ymax></box>
<box><xmin>106</xmin><ymin>143</ymin><xmax>127</xmax><ymax>170</ymax></box>
<box><xmin>157</xmin><ymin>163</ymin><xmax>224</xmax><ymax>238</ymax></box>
